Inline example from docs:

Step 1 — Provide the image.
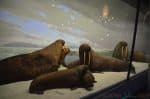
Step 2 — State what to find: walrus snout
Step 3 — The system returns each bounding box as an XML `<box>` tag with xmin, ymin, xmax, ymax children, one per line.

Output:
<box><xmin>79</xmin><ymin>44</ymin><xmax>92</xmax><ymax>65</ymax></box>
<box><xmin>121</xmin><ymin>45</ymin><xmax>128</xmax><ymax>61</ymax></box>
<box><xmin>113</xmin><ymin>41</ymin><xmax>129</xmax><ymax>61</ymax></box>
<box><xmin>62</xmin><ymin>45</ymin><xmax>70</xmax><ymax>55</ymax></box>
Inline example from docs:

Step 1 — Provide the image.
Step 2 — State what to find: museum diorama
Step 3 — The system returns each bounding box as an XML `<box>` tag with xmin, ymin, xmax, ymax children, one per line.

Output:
<box><xmin>0</xmin><ymin>0</ymin><xmax>149</xmax><ymax>99</ymax></box>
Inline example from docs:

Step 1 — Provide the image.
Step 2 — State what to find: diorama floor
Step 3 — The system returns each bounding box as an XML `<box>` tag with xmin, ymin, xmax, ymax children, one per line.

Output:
<box><xmin>0</xmin><ymin>62</ymin><xmax>149</xmax><ymax>99</ymax></box>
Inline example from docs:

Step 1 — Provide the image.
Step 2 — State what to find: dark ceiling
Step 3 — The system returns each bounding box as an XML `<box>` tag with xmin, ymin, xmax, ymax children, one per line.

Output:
<box><xmin>122</xmin><ymin>0</ymin><xmax>149</xmax><ymax>13</ymax></box>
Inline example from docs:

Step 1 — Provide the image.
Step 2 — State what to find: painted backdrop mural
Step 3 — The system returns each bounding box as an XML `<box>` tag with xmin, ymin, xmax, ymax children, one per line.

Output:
<box><xmin>0</xmin><ymin>0</ymin><xmax>149</xmax><ymax>57</ymax></box>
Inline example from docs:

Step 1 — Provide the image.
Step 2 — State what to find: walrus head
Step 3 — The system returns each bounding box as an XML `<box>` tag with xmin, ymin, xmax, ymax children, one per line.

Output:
<box><xmin>79</xmin><ymin>44</ymin><xmax>92</xmax><ymax>65</ymax></box>
<box><xmin>59</xmin><ymin>45</ymin><xmax>70</xmax><ymax>65</ymax></box>
<box><xmin>76</xmin><ymin>65</ymin><xmax>96</xmax><ymax>90</ymax></box>
<box><xmin>53</xmin><ymin>39</ymin><xmax>70</xmax><ymax>65</ymax></box>
<box><xmin>120</xmin><ymin>41</ymin><xmax>128</xmax><ymax>61</ymax></box>
<box><xmin>37</xmin><ymin>39</ymin><xmax>70</xmax><ymax>65</ymax></box>
<box><xmin>113</xmin><ymin>41</ymin><xmax>128</xmax><ymax>61</ymax></box>
<box><xmin>82</xmin><ymin>70</ymin><xmax>97</xmax><ymax>90</ymax></box>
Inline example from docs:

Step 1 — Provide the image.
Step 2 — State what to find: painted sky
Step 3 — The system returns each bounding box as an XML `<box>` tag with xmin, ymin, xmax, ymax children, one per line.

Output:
<box><xmin>0</xmin><ymin>0</ymin><xmax>149</xmax><ymax>53</ymax></box>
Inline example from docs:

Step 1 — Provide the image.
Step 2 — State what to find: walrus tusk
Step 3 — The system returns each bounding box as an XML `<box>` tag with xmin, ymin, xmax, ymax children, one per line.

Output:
<box><xmin>88</xmin><ymin>52</ymin><xmax>91</xmax><ymax>65</ymax></box>
<box><xmin>121</xmin><ymin>46</ymin><xmax>124</xmax><ymax>58</ymax></box>
<box><xmin>84</xmin><ymin>52</ymin><xmax>86</xmax><ymax>65</ymax></box>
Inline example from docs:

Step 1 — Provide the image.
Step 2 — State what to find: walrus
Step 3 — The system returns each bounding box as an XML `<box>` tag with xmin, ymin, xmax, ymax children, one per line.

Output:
<box><xmin>29</xmin><ymin>65</ymin><xmax>96</xmax><ymax>94</ymax></box>
<box><xmin>112</xmin><ymin>41</ymin><xmax>129</xmax><ymax>61</ymax></box>
<box><xmin>0</xmin><ymin>39</ymin><xmax>70</xmax><ymax>85</ymax></box>
<box><xmin>112</xmin><ymin>41</ymin><xmax>147</xmax><ymax>62</ymax></box>
<box><xmin>65</xmin><ymin>44</ymin><xmax>135</xmax><ymax>73</ymax></box>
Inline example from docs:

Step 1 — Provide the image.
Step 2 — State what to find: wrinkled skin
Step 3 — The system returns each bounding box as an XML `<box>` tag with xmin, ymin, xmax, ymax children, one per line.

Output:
<box><xmin>29</xmin><ymin>65</ymin><xmax>96</xmax><ymax>94</ymax></box>
<box><xmin>0</xmin><ymin>39</ymin><xmax>70</xmax><ymax>85</ymax></box>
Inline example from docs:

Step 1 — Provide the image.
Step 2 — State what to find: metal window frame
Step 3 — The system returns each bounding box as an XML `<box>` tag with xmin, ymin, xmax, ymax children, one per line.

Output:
<box><xmin>127</xmin><ymin>0</ymin><xmax>141</xmax><ymax>80</ymax></box>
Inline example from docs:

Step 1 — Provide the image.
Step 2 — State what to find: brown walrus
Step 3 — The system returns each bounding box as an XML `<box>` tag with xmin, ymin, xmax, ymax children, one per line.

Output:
<box><xmin>112</xmin><ymin>41</ymin><xmax>129</xmax><ymax>61</ymax></box>
<box><xmin>29</xmin><ymin>65</ymin><xmax>96</xmax><ymax>94</ymax></box>
<box><xmin>65</xmin><ymin>44</ymin><xmax>135</xmax><ymax>73</ymax></box>
<box><xmin>112</xmin><ymin>41</ymin><xmax>147</xmax><ymax>63</ymax></box>
<box><xmin>0</xmin><ymin>39</ymin><xmax>70</xmax><ymax>85</ymax></box>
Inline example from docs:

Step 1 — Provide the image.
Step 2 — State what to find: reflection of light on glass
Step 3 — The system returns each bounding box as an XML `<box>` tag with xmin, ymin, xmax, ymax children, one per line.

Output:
<box><xmin>61</xmin><ymin>24</ymin><xmax>64</xmax><ymax>27</ymax></box>
<box><xmin>102</xmin><ymin>4</ymin><xmax>109</xmax><ymax>17</ymax></box>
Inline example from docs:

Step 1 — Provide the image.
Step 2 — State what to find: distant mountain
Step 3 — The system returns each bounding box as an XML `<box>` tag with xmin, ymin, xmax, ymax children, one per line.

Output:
<box><xmin>2</xmin><ymin>42</ymin><xmax>44</xmax><ymax>48</ymax></box>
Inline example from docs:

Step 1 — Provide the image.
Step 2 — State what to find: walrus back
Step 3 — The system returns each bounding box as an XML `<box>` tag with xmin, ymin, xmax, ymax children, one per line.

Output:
<box><xmin>0</xmin><ymin>53</ymin><xmax>58</xmax><ymax>85</ymax></box>
<box><xmin>90</xmin><ymin>54</ymin><xmax>129</xmax><ymax>72</ymax></box>
<box><xmin>0</xmin><ymin>54</ymin><xmax>31</xmax><ymax>84</ymax></box>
